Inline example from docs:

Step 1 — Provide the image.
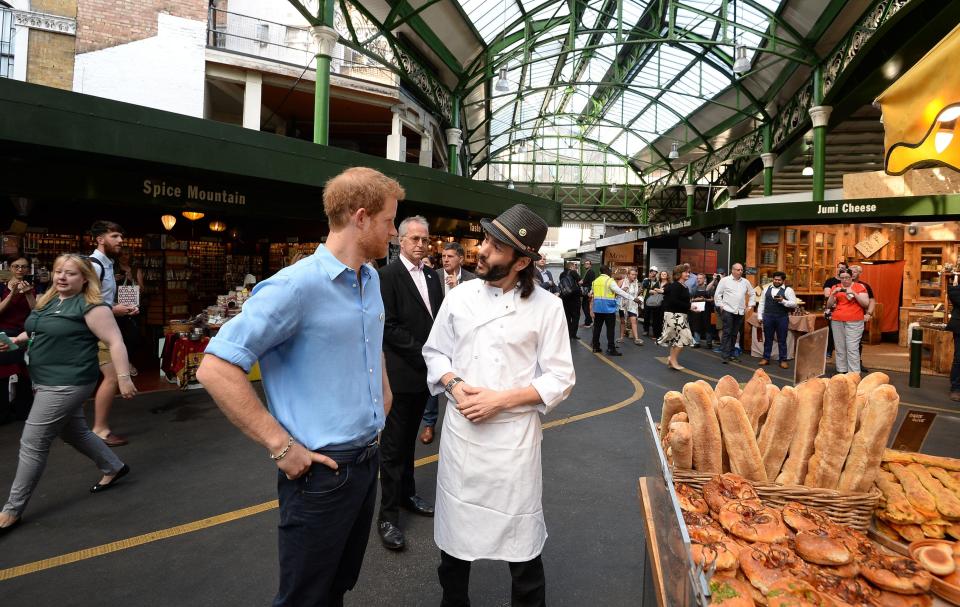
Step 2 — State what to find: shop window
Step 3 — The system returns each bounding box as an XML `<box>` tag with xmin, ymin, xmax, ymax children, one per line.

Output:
<box><xmin>0</xmin><ymin>5</ymin><xmax>13</xmax><ymax>79</ymax></box>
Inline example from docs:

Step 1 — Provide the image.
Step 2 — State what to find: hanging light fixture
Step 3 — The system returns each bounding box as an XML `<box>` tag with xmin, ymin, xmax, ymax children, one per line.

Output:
<box><xmin>609</xmin><ymin>184</ymin><xmax>619</xmax><ymax>194</ymax></box>
<box><xmin>161</xmin><ymin>214</ymin><xmax>177</xmax><ymax>230</ymax></box>
<box><xmin>802</xmin><ymin>162</ymin><xmax>814</xmax><ymax>177</ymax></box>
<box><xmin>669</xmin><ymin>141</ymin><xmax>680</xmax><ymax>159</ymax></box>
<box><xmin>495</xmin><ymin>66</ymin><xmax>510</xmax><ymax>92</ymax></box>
<box><xmin>182</xmin><ymin>211</ymin><xmax>205</xmax><ymax>221</ymax></box>
<box><xmin>506</xmin><ymin>179</ymin><xmax>516</xmax><ymax>190</ymax></box>
<box><xmin>732</xmin><ymin>45</ymin><xmax>751</xmax><ymax>75</ymax></box>
<box><xmin>209</xmin><ymin>220</ymin><xmax>227</xmax><ymax>232</ymax></box>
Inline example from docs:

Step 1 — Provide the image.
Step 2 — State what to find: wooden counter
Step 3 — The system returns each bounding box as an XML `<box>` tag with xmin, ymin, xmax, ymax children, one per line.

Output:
<box><xmin>923</xmin><ymin>326</ymin><xmax>955</xmax><ymax>374</ymax></box>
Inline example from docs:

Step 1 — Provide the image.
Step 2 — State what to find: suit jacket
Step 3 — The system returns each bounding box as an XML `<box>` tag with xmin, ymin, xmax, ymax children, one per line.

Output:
<box><xmin>948</xmin><ymin>284</ymin><xmax>960</xmax><ymax>333</ymax></box>
<box><xmin>379</xmin><ymin>257</ymin><xmax>444</xmax><ymax>393</ymax></box>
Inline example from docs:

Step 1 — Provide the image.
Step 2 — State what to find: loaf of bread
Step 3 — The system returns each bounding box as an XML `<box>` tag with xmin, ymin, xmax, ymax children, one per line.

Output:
<box><xmin>682</xmin><ymin>382</ymin><xmax>723</xmax><ymax>473</ymax></box>
<box><xmin>883</xmin><ymin>450</ymin><xmax>960</xmax><ymax>472</ymax></box>
<box><xmin>759</xmin><ymin>384</ymin><xmax>780</xmax><ymax>431</ymax></box>
<box><xmin>739</xmin><ymin>375</ymin><xmax>770</xmax><ymax>434</ymax></box>
<box><xmin>929</xmin><ymin>467</ymin><xmax>960</xmax><ymax>495</ymax></box>
<box><xmin>776</xmin><ymin>379</ymin><xmax>827</xmax><ymax>485</ymax></box>
<box><xmin>837</xmin><ymin>384</ymin><xmax>899</xmax><ymax>493</ymax></box>
<box><xmin>887</xmin><ymin>462</ymin><xmax>940</xmax><ymax>519</ymax></box>
<box><xmin>875</xmin><ymin>468</ymin><xmax>927</xmax><ymax>524</ymax></box>
<box><xmin>804</xmin><ymin>374</ymin><xmax>858</xmax><ymax>489</ymax></box>
<box><xmin>659</xmin><ymin>391</ymin><xmax>687</xmax><ymax>441</ymax></box>
<box><xmin>752</xmin><ymin>367</ymin><xmax>772</xmax><ymax>385</ymax></box>
<box><xmin>908</xmin><ymin>463</ymin><xmax>960</xmax><ymax>519</ymax></box>
<box><xmin>757</xmin><ymin>386</ymin><xmax>798</xmax><ymax>481</ymax></box>
<box><xmin>853</xmin><ymin>371</ymin><xmax>890</xmax><ymax>429</ymax></box>
<box><xmin>715</xmin><ymin>375</ymin><xmax>742</xmax><ymax>400</ymax></box>
<box><xmin>716</xmin><ymin>396</ymin><xmax>767</xmax><ymax>482</ymax></box>
<box><xmin>668</xmin><ymin>421</ymin><xmax>693</xmax><ymax>469</ymax></box>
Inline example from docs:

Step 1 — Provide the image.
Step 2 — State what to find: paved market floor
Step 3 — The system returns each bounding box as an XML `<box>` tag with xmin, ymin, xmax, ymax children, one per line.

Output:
<box><xmin>0</xmin><ymin>325</ymin><xmax>956</xmax><ymax>606</ymax></box>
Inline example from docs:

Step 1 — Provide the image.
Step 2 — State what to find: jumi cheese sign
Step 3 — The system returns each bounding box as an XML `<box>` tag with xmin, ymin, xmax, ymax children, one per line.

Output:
<box><xmin>142</xmin><ymin>179</ymin><xmax>247</xmax><ymax>206</ymax></box>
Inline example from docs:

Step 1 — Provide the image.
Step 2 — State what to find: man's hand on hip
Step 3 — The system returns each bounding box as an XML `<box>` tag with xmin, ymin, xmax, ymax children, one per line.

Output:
<box><xmin>278</xmin><ymin>443</ymin><xmax>338</xmax><ymax>480</ymax></box>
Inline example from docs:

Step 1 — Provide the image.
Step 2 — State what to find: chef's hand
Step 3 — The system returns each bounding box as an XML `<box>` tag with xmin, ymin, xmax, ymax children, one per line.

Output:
<box><xmin>457</xmin><ymin>385</ymin><xmax>505</xmax><ymax>423</ymax></box>
<box><xmin>277</xmin><ymin>442</ymin><xmax>338</xmax><ymax>480</ymax></box>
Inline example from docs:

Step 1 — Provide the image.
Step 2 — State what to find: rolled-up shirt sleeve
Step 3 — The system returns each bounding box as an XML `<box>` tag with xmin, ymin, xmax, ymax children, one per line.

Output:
<box><xmin>205</xmin><ymin>276</ymin><xmax>302</xmax><ymax>372</ymax></box>
<box><xmin>532</xmin><ymin>302</ymin><xmax>576</xmax><ymax>415</ymax></box>
<box><xmin>422</xmin><ymin>297</ymin><xmax>455</xmax><ymax>396</ymax></box>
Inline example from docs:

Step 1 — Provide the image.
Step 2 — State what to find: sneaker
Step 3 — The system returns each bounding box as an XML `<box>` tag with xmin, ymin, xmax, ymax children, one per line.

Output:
<box><xmin>730</xmin><ymin>357</ymin><xmax>741</xmax><ymax>363</ymax></box>
<box><xmin>712</xmin><ymin>347</ymin><xmax>723</xmax><ymax>354</ymax></box>
<box><xmin>734</xmin><ymin>347</ymin><xmax>742</xmax><ymax>357</ymax></box>
<box><xmin>634</xmin><ymin>339</ymin><xmax>644</xmax><ymax>346</ymax></box>
<box><xmin>616</xmin><ymin>337</ymin><xmax>624</xmax><ymax>344</ymax></box>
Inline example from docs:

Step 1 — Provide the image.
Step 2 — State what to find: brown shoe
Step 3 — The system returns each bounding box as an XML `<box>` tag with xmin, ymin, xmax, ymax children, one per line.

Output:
<box><xmin>758</xmin><ymin>359</ymin><xmax>769</xmax><ymax>366</ymax></box>
<box><xmin>779</xmin><ymin>361</ymin><xmax>789</xmax><ymax>369</ymax></box>
<box><xmin>100</xmin><ymin>432</ymin><xmax>129</xmax><ymax>447</ymax></box>
<box><xmin>420</xmin><ymin>426</ymin><xmax>434</xmax><ymax>444</ymax></box>
<box><xmin>951</xmin><ymin>392</ymin><xmax>960</xmax><ymax>402</ymax></box>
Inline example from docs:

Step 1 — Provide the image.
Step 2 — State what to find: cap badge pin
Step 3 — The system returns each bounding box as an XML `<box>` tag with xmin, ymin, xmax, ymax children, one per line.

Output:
<box><xmin>519</xmin><ymin>228</ymin><xmax>527</xmax><ymax>236</ymax></box>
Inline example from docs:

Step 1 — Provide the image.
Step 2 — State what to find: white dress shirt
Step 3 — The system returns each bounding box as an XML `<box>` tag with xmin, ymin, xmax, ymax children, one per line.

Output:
<box><xmin>757</xmin><ymin>284</ymin><xmax>798</xmax><ymax>320</ymax></box>
<box><xmin>442</xmin><ymin>269</ymin><xmax>463</xmax><ymax>296</ymax></box>
<box><xmin>399</xmin><ymin>253</ymin><xmax>432</xmax><ymax>314</ymax></box>
<box><xmin>422</xmin><ymin>279</ymin><xmax>575</xmax><ymax>561</ymax></box>
<box><xmin>714</xmin><ymin>275</ymin><xmax>756</xmax><ymax>315</ymax></box>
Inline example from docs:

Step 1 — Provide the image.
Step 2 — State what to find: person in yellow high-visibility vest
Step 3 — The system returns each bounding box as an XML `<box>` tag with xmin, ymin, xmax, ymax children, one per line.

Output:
<box><xmin>590</xmin><ymin>265</ymin><xmax>637</xmax><ymax>356</ymax></box>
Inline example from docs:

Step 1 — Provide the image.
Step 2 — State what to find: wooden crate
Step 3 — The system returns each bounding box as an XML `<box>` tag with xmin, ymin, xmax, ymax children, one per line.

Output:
<box><xmin>923</xmin><ymin>327</ymin><xmax>954</xmax><ymax>374</ymax></box>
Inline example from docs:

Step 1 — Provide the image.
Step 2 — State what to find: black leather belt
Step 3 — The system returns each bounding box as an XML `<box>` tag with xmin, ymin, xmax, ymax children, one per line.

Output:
<box><xmin>315</xmin><ymin>440</ymin><xmax>378</xmax><ymax>465</ymax></box>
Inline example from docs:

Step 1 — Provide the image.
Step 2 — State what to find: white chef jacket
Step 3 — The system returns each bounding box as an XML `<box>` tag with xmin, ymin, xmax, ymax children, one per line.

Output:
<box><xmin>422</xmin><ymin>279</ymin><xmax>575</xmax><ymax>562</ymax></box>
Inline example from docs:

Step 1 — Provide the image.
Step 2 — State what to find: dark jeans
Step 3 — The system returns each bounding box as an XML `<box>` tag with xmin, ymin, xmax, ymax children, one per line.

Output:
<box><xmin>762</xmin><ymin>314</ymin><xmax>790</xmax><ymax>361</ymax></box>
<box><xmin>688</xmin><ymin>310</ymin><xmax>715</xmax><ymax>344</ymax></box>
<box><xmin>720</xmin><ymin>310</ymin><xmax>744</xmax><ymax>359</ymax></box>
<box><xmin>379</xmin><ymin>390</ymin><xmax>428</xmax><ymax>525</ymax></box>
<box><xmin>826</xmin><ymin>315</ymin><xmax>835</xmax><ymax>356</ymax></box>
<box><xmin>274</xmin><ymin>443</ymin><xmax>379</xmax><ymax>607</ymax></box>
<box><xmin>562</xmin><ymin>295</ymin><xmax>581</xmax><ymax>338</ymax></box>
<box><xmin>581</xmin><ymin>293</ymin><xmax>593</xmax><ymax>326</ymax></box>
<box><xmin>952</xmin><ymin>332</ymin><xmax>960</xmax><ymax>392</ymax></box>
<box><xmin>644</xmin><ymin>306</ymin><xmax>664</xmax><ymax>338</ymax></box>
<box><xmin>591</xmin><ymin>312</ymin><xmax>617</xmax><ymax>351</ymax></box>
<box><xmin>438</xmin><ymin>550</ymin><xmax>546</xmax><ymax>607</ymax></box>
<box><xmin>422</xmin><ymin>393</ymin><xmax>439</xmax><ymax>428</ymax></box>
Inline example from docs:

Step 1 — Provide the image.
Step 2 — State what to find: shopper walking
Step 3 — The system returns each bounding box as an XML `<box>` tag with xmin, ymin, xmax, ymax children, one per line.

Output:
<box><xmin>0</xmin><ymin>254</ymin><xmax>136</xmax><ymax>534</ymax></box>
<box><xmin>377</xmin><ymin>215</ymin><xmax>443</xmax><ymax>551</ymax></box>
<box><xmin>640</xmin><ymin>268</ymin><xmax>658</xmax><ymax>336</ymax></box>
<box><xmin>645</xmin><ymin>270</ymin><xmax>669</xmax><ymax>339</ymax></box>
<box><xmin>558</xmin><ymin>262</ymin><xmax>582</xmax><ymax>339</ymax></box>
<box><xmin>422</xmin><ymin>203</ymin><xmax>575</xmax><ymax>607</ymax></box>
<box><xmin>591</xmin><ymin>265</ymin><xmax>635</xmax><ymax>356</ymax></box>
<box><xmin>0</xmin><ymin>255</ymin><xmax>36</xmax><ymax>423</ymax></box>
<box><xmin>197</xmin><ymin>167</ymin><xmax>400</xmax><ymax>606</ymax></box>
<box><xmin>89</xmin><ymin>220</ymin><xmax>139</xmax><ymax>447</ymax></box>
<box><xmin>617</xmin><ymin>268</ymin><xmax>643</xmax><ymax>346</ymax></box>
<box><xmin>579</xmin><ymin>260</ymin><xmax>596</xmax><ymax>327</ymax></box>
<box><xmin>822</xmin><ymin>262</ymin><xmax>848</xmax><ymax>361</ymax></box>
<box><xmin>714</xmin><ymin>263</ymin><xmax>755</xmax><ymax>363</ymax></box>
<box><xmin>825</xmin><ymin>268</ymin><xmax>869</xmax><ymax>374</ymax></box>
<box><xmin>947</xmin><ymin>270</ymin><xmax>960</xmax><ymax>402</ymax></box>
<box><xmin>757</xmin><ymin>271</ymin><xmax>798</xmax><ymax>369</ymax></box>
<box><xmin>658</xmin><ymin>265</ymin><xmax>695</xmax><ymax>370</ymax></box>
<box><xmin>688</xmin><ymin>273</ymin><xmax>714</xmax><ymax>348</ymax></box>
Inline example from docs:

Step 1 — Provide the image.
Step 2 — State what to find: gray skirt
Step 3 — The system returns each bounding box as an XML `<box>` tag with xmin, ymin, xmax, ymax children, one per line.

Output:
<box><xmin>657</xmin><ymin>312</ymin><xmax>695</xmax><ymax>347</ymax></box>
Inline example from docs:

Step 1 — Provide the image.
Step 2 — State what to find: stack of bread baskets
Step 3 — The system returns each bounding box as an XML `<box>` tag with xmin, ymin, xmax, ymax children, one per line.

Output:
<box><xmin>661</xmin><ymin>370</ymin><xmax>897</xmax><ymax>530</ymax></box>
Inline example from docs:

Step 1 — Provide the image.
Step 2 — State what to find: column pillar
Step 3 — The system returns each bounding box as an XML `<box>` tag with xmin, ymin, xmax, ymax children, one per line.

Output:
<box><xmin>242</xmin><ymin>71</ymin><xmax>262</xmax><ymax>130</ymax></box>
<box><xmin>419</xmin><ymin>134</ymin><xmax>433</xmax><ymax>167</ymax></box>
<box><xmin>727</xmin><ymin>184</ymin><xmax>739</xmax><ymax>201</ymax></box>
<box><xmin>809</xmin><ymin>105</ymin><xmax>832</xmax><ymax>202</ymax></box>
<box><xmin>684</xmin><ymin>184</ymin><xmax>696</xmax><ymax>219</ymax></box>
<box><xmin>387</xmin><ymin>106</ymin><xmax>407</xmax><ymax>162</ymax></box>
<box><xmin>445</xmin><ymin>128</ymin><xmax>462</xmax><ymax>175</ymax></box>
<box><xmin>310</xmin><ymin>24</ymin><xmax>338</xmax><ymax>145</ymax></box>
<box><xmin>761</xmin><ymin>152</ymin><xmax>776</xmax><ymax>197</ymax></box>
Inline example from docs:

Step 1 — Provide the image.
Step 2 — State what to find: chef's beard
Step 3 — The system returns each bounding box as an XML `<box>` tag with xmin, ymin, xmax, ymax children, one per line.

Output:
<box><xmin>475</xmin><ymin>256</ymin><xmax>512</xmax><ymax>282</ymax></box>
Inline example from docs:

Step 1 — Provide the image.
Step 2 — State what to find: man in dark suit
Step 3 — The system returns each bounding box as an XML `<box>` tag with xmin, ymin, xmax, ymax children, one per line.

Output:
<box><xmin>947</xmin><ymin>269</ymin><xmax>960</xmax><ymax>402</ymax></box>
<box><xmin>535</xmin><ymin>257</ymin><xmax>557</xmax><ymax>293</ymax></box>
<box><xmin>580</xmin><ymin>260</ymin><xmax>596</xmax><ymax>327</ymax></box>
<box><xmin>377</xmin><ymin>215</ymin><xmax>444</xmax><ymax>551</ymax></box>
<box><xmin>419</xmin><ymin>242</ymin><xmax>475</xmax><ymax>445</ymax></box>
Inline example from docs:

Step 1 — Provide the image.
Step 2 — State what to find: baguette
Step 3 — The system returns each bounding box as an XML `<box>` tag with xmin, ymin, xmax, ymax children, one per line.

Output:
<box><xmin>668</xmin><ymin>422</ymin><xmax>693</xmax><ymax>469</ymax></box>
<box><xmin>838</xmin><ymin>384</ymin><xmax>899</xmax><ymax>493</ymax></box>
<box><xmin>759</xmin><ymin>384</ymin><xmax>780</xmax><ymax>431</ymax></box>
<box><xmin>716</xmin><ymin>396</ymin><xmax>767</xmax><ymax>482</ymax></box>
<box><xmin>883</xmin><ymin>450</ymin><xmax>960</xmax><ymax>472</ymax></box>
<box><xmin>715</xmin><ymin>375</ymin><xmax>742</xmax><ymax>400</ymax></box>
<box><xmin>887</xmin><ymin>462</ymin><xmax>940</xmax><ymax>519</ymax></box>
<box><xmin>659</xmin><ymin>391</ymin><xmax>687</xmax><ymax>441</ymax></box>
<box><xmin>739</xmin><ymin>375</ymin><xmax>770</xmax><ymax>434</ymax></box>
<box><xmin>776</xmin><ymin>379</ymin><xmax>827</xmax><ymax>485</ymax></box>
<box><xmin>907</xmin><ymin>463</ymin><xmax>960</xmax><ymax>519</ymax></box>
<box><xmin>752</xmin><ymin>367</ymin><xmax>772</xmax><ymax>385</ymax></box>
<box><xmin>757</xmin><ymin>386</ymin><xmax>798</xmax><ymax>481</ymax></box>
<box><xmin>804</xmin><ymin>374</ymin><xmax>857</xmax><ymax>489</ymax></box>
<box><xmin>669</xmin><ymin>412</ymin><xmax>689</xmax><ymax>424</ymax></box>
<box><xmin>853</xmin><ymin>372</ymin><xmax>890</xmax><ymax>429</ymax></box>
<box><xmin>682</xmin><ymin>382</ymin><xmax>723</xmax><ymax>474</ymax></box>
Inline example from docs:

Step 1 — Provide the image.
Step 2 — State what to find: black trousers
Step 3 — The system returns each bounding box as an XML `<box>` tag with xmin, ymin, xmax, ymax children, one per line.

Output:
<box><xmin>561</xmin><ymin>295</ymin><xmax>581</xmax><ymax>338</ymax></box>
<box><xmin>591</xmin><ymin>312</ymin><xmax>617</xmax><ymax>351</ymax></box>
<box><xmin>952</xmin><ymin>332</ymin><xmax>960</xmax><ymax>392</ymax></box>
<box><xmin>439</xmin><ymin>550</ymin><xmax>546</xmax><ymax>607</ymax></box>
<box><xmin>720</xmin><ymin>310</ymin><xmax>744</xmax><ymax>359</ymax></box>
<box><xmin>826</xmin><ymin>317</ymin><xmax>835</xmax><ymax>356</ymax></box>
<box><xmin>379</xmin><ymin>389</ymin><xmax>428</xmax><ymax>525</ymax></box>
<box><xmin>644</xmin><ymin>306</ymin><xmax>664</xmax><ymax>338</ymax></box>
<box><xmin>581</xmin><ymin>294</ymin><xmax>593</xmax><ymax>326</ymax></box>
<box><xmin>274</xmin><ymin>444</ymin><xmax>379</xmax><ymax>607</ymax></box>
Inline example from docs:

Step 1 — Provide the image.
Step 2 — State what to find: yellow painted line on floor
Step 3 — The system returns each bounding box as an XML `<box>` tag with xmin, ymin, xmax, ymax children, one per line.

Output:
<box><xmin>654</xmin><ymin>356</ymin><xmax>721</xmax><ymax>384</ymax></box>
<box><xmin>1</xmin><ymin>342</ymin><xmax>644</xmax><ymax>582</ymax></box>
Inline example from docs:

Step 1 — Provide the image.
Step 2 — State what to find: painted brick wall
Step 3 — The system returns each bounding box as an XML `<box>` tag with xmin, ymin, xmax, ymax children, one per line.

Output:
<box><xmin>76</xmin><ymin>0</ymin><xmax>207</xmax><ymax>54</ymax></box>
<box><xmin>30</xmin><ymin>0</ymin><xmax>77</xmax><ymax>17</ymax></box>
<box><xmin>26</xmin><ymin>30</ymin><xmax>76</xmax><ymax>90</ymax></box>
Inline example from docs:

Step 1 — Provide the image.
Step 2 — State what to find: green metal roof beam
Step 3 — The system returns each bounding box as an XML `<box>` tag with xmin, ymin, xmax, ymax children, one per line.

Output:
<box><xmin>382</xmin><ymin>0</ymin><xmax>464</xmax><ymax>76</ymax></box>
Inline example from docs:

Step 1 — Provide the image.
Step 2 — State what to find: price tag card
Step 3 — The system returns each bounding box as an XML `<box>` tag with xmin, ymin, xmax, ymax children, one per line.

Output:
<box><xmin>890</xmin><ymin>410</ymin><xmax>936</xmax><ymax>452</ymax></box>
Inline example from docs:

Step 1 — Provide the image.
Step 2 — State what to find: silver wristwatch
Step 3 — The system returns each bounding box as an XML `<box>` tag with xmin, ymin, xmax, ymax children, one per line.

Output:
<box><xmin>444</xmin><ymin>376</ymin><xmax>464</xmax><ymax>394</ymax></box>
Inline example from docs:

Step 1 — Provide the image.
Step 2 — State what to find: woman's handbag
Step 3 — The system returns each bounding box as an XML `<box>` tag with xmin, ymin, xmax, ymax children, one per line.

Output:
<box><xmin>645</xmin><ymin>291</ymin><xmax>664</xmax><ymax>308</ymax></box>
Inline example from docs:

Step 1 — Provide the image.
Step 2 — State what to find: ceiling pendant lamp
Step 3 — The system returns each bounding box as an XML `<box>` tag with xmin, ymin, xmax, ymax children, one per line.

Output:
<box><xmin>506</xmin><ymin>179</ymin><xmax>516</xmax><ymax>190</ymax></box>
<box><xmin>495</xmin><ymin>66</ymin><xmax>510</xmax><ymax>92</ymax></box>
<box><xmin>209</xmin><ymin>220</ymin><xmax>227</xmax><ymax>232</ymax></box>
<box><xmin>669</xmin><ymin>141</ymin><xmax>680</xmax><ymax>159</ymax></box>
<box><xmin>802</xmin><ymin>162</ymin><xmax>814</xmax><ymax>177</ymax></box>
<box><xmin>182</xmin><ymin>211</ymin><xmax>205</xmax><ymax>221</ymax></box>
<box><xmin>161</xmin><ymin>214</ymin><xmax>177</xmax><ymax>230</ymax></box>
<box><xmin>609</xmin><ymin>184</ymin><xmax>619</xmax><ymax>194</ymax></box>
<box><xmin>732</xmin><ymin>45</ymin><xmax>751</xmax><ymax>75</ymax></box>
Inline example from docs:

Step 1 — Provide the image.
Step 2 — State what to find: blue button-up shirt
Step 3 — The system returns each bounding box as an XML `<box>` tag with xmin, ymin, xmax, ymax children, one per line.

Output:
<box><xmin>205</xmin><ymin>245</ymin><xmax>385</xmax><ymax>450</ymax></box>
<box><xmin>90</xmin><ymin>249</ymin><xmax>116</xmax><ymax>306</ymax></box>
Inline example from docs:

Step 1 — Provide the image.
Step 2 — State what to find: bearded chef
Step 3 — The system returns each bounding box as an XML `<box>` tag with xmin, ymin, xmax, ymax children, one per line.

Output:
<box><xmin>422</xmin><ymin>204</ymin><xmax>576</xmax><ymax>607</ymax></box>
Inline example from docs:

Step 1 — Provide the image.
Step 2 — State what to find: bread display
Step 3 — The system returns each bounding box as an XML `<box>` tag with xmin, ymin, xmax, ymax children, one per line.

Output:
<box><xmin>874</xmin><ymin>451</ymin><xmax>960</xmax><ymax>544</ymax></box>
<box><xmin>777</xmin><ymin>379</ymin><xmax>827</xmax><ymax>486</ymax></box>
<box><xmin>717</xmin><ymin>396</ymin><xmax>767</xmax><ymax>482</ymax></box>
<box><xmin>739</xmin><ymin>374</ymin><xmax>770</xmax><ymax>434</ymax></box>
<box><xmin>757</xmin><ymin>387</ymin><xmax>798</xmax><ymax>482</ymax></box>
<box><xmin>669</xmin><ymin>421</ymin><xmax>694</xmax><ymax>470</ymax></box>
<box><xmin>683</xmin><ymin>381</ymin><xmax>724</xmax><ymax>474</ymax></box>
<box><xmin>715</xmin><ymin>374</ymin><xmax>742</xmax><ymax>400</ymax></box>
<box><xmin>660</xmin><ymin>390</ymin><xmax>687</xmax><ymax>441</ymax></box>
<box><xmin>838</xmin><ymin>384</ymin><xmax>900</xmax><ymax>493</ymax></box>
<box><xmin>805</xmin><ymin>374</ymin><xmax>857</xmax><ymax>489</ymax></box>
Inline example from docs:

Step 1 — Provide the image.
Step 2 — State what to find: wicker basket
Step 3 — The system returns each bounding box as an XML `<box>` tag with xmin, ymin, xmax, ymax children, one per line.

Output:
<box><xmin>672</xmin><ymin>468</ymin><xmax>881</xmax><ymax>531</ymax></box>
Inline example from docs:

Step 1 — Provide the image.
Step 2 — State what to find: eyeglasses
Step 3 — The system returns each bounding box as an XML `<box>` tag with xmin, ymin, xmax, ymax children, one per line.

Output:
<box><xmin>403</xmin><ymin>236</ymin><xmax>431</xmax><ymax>244</ymax></box>
<box><xmin>10</xmin><ymin>264</ymin><xmax>29</xmax><ymax>270</ymax></box>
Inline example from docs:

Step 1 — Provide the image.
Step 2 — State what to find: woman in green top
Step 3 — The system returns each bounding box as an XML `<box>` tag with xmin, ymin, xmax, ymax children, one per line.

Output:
<box><xmin>0</xmin><ymin>254</ymin><xmax>137</xmax><ymax>534</ymax></box>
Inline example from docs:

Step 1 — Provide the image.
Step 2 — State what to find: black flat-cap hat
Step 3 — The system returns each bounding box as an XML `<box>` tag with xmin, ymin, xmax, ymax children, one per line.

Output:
<box><xmin>480</xmin><ymin>204</ymin><xmax>547</xmax><ymax>261</ymax></box>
